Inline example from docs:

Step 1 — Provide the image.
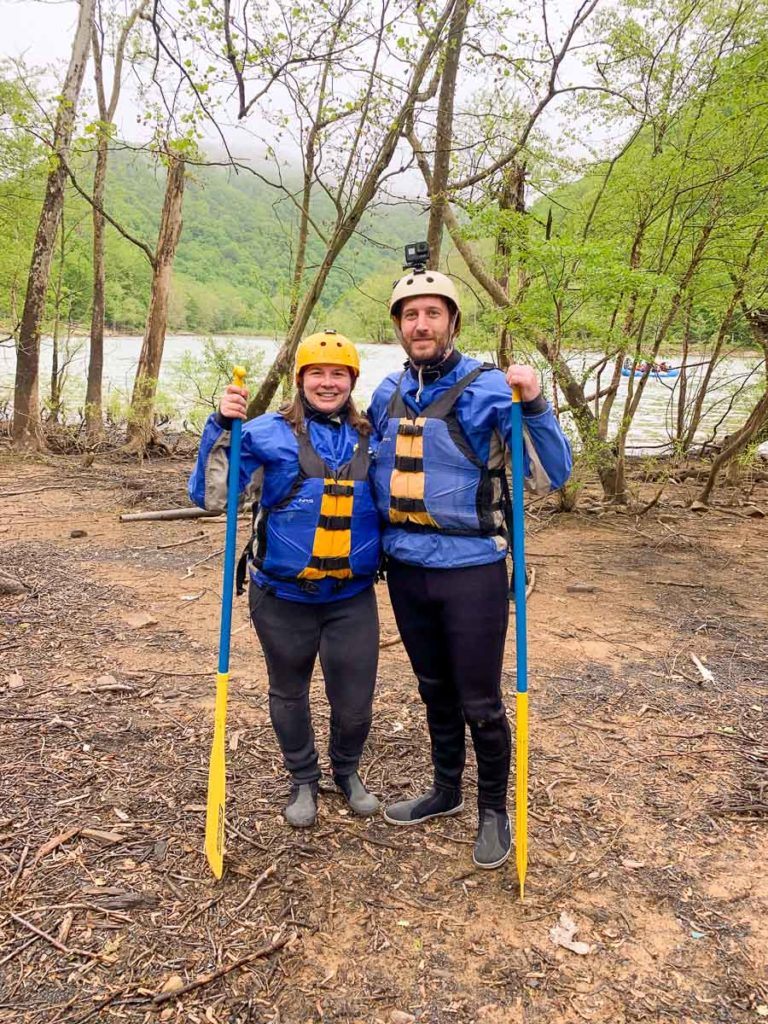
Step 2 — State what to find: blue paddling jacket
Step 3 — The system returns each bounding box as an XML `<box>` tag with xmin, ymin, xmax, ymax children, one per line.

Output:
<box><xmin>368</xmin><ymin>352</ymin><xmax>572</xmax><ymax>569</ymax></box>
<box><xmin>188</xmin><ymin>410</ymin><xmax>380</xmax><ymax>603</ymax></box>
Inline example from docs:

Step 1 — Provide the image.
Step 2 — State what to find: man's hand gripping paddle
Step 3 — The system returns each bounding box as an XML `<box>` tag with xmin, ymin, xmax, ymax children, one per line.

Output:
<box><xmin>205</xmin><ymin>366</ymin><xmax>246</xmax><ymax>879</ymax></box>
<box><xmin>510</xmin><ymin>386</ymin><xmax>529</xmax><ymax>899</ymax></box>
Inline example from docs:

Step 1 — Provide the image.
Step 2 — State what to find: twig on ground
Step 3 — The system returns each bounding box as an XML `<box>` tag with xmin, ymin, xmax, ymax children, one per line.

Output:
<box><xmin>9</xmin><ymin>912</ymin><xmax>103</xmax><ymax>961</ymax></box>
<box><xmin>157</xmin><ymin>530</ymin><xmax>209</xmax><ymax>550</ymax></box>
<box><xmin>152</xmin><ymin>928</ymin><xmax>296</xmax><ymax>1005</ymax></box>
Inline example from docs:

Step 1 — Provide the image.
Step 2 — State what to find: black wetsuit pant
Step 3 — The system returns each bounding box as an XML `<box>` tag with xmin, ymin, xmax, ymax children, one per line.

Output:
<box><xmin>249</xmin><ymin>584</ymin><xmax>379</xmax><ymax>784</ymax></box>
<box><xmin>387</xmin><ymin>558</ymin><xmax>511</xmax><ymax>811</ymax></box>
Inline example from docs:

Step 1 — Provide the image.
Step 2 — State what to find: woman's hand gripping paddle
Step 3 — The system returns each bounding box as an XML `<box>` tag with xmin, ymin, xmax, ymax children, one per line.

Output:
<box><xmin>510</xmin><ymin>386</ymin><xmax>529</xmax><ymax>899</ymax></box>
<box><xmin>205</xmin><ymin>366</ymin><xmax>247</xmax><ymax>879</ymax></box>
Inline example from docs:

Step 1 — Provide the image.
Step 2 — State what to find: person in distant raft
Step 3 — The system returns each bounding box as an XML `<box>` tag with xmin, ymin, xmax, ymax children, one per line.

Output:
<box><xmin>189</xmin><ymin>332</ymin><xmax>381</xmax><ymax>828</ymax></box>
<box><xmin>369</xmin><ymin>243</ymin><xmax>572</xmax><ymax>869</ymax></box>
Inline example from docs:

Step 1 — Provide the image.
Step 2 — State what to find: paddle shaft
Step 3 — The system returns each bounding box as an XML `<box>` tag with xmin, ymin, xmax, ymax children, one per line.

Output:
<box><xmin>510</xmin><ymin>389</ymin><xmax>529</xmax><ymax>898</ymax></box>
<box><xmin>218</xmin><ymin>413</ymin><xmax>243</xmax><ymax>675</ymax></box>
<box><xmin>205</xmin><ymin>367</ymin><xmax>246</xmax><ymax>879</ymax></box>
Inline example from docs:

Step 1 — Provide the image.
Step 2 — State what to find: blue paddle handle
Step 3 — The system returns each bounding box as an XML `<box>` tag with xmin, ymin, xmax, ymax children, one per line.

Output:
<box><xmin>217</xmin><ymin>416</ymin><xmax>242</xmax><ymax>676</ymax></box>
<box><xmin>510</xmin><ymin>399</ymin><xmax>528</xmax><ymax>695</ymax></box>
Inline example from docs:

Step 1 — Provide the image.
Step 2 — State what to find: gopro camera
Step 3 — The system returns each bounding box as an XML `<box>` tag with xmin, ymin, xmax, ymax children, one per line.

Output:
<box><xmin>403</xmin><ymin>240</ymin><xmax>429</xmax><ymax>272</ymax></box>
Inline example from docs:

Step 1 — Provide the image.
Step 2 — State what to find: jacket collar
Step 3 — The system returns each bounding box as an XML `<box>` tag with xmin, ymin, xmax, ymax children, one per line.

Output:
<box><xmin>406</xmin><ymin>347</ymin><xmax>461</xmax><ymax>384</ymax></box>
<box><xmin>301</xmin><ymin>393</ymin><xmax>347</xmax><ymax>427</ymax></box>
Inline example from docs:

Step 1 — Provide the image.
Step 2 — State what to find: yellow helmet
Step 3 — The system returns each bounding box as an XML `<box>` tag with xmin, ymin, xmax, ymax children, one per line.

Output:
<box><xmin>389</xmin><ymin>270</ymin><xmax>462</xmax><ymax>331</ymax></box>
<box><xmin>294</xmin><ymin>330</ymin><xmax>360</xmax><ymax>385</ymax></box>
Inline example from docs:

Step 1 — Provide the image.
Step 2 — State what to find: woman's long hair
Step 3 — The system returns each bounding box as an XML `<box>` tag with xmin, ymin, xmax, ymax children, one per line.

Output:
<box><xmin>278</xmin><ymin>387</ymin><xmax>371</xmax><ymax>437</ymax></box>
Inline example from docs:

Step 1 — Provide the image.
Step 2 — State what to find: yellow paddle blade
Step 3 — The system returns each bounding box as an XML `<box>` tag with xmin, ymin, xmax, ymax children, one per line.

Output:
<box><xmin>515</xmin><ymin>690</ymin><xmax>529</xmax><ymax>899</ymax></box>
<box><xmin>205</xmin><ymin>671</ymin><xmax>228</xmax><ymax>879</ymax></box>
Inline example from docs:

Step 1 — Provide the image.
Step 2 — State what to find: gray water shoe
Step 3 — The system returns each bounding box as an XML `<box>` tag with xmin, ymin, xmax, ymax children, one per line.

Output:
<box><xmin>335</xmin><ymin>772</ymin><xmax>379</xmax><ymax>816</ymax></box>
<box><xmin>284</xmin><ymin>782</ymin><xmax>318</xmax><ymax>828</ymax></box>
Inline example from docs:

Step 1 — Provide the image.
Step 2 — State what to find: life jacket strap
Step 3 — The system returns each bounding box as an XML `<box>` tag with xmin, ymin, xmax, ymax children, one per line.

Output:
<box><xmin>394</xmin><ymin>455</ymin><xmax>423</xmax><ymax>473</ymax></box>
<box><xmin>397</xmin><ymin>421</ymin><xmax>423</xmax><ymax>437</ymax></box>
<box><xmin>324</xmin><ymin>481</ymin><xmax>355</xmax><ymax>496</ymax></box>
<box><xmin>391</xmin><ymin>496</ymin><xmax>429</xmax><ymax>513</ymax></box>
<box><xmin>318</xmin><ymin>514</ymin><xmax>352</xmax><ymax>530</ymax></box>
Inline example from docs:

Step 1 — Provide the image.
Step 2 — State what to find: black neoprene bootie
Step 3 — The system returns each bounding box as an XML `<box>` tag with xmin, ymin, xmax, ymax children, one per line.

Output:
<box><xmin>383</xmin><ymin>786</ymin><xmax>463</xmax><ymax>825</ymax></box>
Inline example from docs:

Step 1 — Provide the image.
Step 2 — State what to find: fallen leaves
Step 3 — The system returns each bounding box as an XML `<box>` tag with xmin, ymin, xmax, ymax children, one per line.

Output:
<box><xmin>690</xmin><ymin>653</ymin><xmax>714</xmax><ymax>684</ymax></box>
<box><xmin>122</xmin><ymin>611</ymin><xmax>158</xmax><ymax>629</ymax></box>
<box><xmin>549</xmin><ymin>911</ymin><xmax>593</xmax><ymax>955</ymax></box>
<box><xmin>6</xmin><ymin>670</ymin><xmax>25</xmax><ymax>690</ymax></box>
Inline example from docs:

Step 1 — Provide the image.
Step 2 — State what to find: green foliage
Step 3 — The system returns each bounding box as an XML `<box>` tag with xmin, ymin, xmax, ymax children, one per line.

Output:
<box><xmin>169</xmin><ymin>336</ymin><xmax>266</xmax><ymax>432</ymax></box>
<box><xmin>97</xmin><ymin>151</ymin><xmax>422</xmax><ymax>337</ymax></box>
<box><xmin>0</xmin><ymin>64</ymin><xmax>46</xmax><ymax>327</ymax></box>
<box><xmin>0</xmin><ymin>136</ymin><xmax>423</xmax><ymax>338</ymax></box>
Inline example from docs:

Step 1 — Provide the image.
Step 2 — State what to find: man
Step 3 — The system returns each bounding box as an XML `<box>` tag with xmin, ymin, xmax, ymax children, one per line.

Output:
<box><xmin>368</xmin><ymin>250</ymin><xmax>572</xmax><ymax>869</ymax></box>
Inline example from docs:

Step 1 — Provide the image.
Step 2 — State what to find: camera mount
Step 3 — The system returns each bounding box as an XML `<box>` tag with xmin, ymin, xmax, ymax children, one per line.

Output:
<box><xmin>403</xmin><ymin>240</ymin><xmax>430</xmax><ymax>272</ymax></box>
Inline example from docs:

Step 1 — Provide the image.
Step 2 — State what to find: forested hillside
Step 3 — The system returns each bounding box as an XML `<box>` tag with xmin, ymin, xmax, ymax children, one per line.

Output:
<box><xmin>1</xmin><ymin>148</ymin><xmax>423</xmax><ymax>339</ymax></box>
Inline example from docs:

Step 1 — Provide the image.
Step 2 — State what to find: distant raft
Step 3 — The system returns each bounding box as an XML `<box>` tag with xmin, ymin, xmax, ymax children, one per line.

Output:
<box><xmin>621</xmin><ymin>363</ymin><xmax>679</xmax><ymax>379</ymax></box>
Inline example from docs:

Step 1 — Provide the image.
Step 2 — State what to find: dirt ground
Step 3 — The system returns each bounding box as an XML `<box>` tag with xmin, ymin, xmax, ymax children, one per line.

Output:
<box><xmin>0</xmin><ymin>444</ymin><xmax>766</xmax><ymax>1024</ymax></box>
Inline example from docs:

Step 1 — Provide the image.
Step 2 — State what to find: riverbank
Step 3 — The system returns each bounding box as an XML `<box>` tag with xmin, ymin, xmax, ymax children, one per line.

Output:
<box><xmin>1</xmin><ymin>449</ymin><xmax>766</xmax><ymax>1023</ymax></box>
<box><xmin>1</xmin><ymin>335</ymin><xmax>764</xmax><ymax>451</ymax></box>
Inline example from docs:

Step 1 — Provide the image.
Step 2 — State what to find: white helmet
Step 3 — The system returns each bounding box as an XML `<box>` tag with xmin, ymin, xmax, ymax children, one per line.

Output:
<box><xmin>389</xmin><ymin>269</ymin><xmax>462</xmax><ymax>332</ymax></box>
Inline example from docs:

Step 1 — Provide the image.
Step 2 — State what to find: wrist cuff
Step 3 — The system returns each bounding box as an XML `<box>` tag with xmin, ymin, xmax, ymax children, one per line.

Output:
<box><xmin>521</xmin><ymin>394</ymin><xmax>548</xmax><ymax>416</ymax></box>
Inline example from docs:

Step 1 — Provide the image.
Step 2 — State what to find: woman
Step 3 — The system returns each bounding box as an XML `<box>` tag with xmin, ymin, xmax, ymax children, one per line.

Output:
<box><xmin>189</xmin><ymin>331</ymin><xmax>381</xmax><ymax>828</ymax></box>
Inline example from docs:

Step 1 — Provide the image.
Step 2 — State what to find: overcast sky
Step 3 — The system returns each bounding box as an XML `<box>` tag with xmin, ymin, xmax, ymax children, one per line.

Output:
<box><xmin>1</xmin><ymin>0</ymin><xmax>78</xmax><ymax>64</ymax></box>
<box><xmin>0</xmin><ymin>0</ymin><xmax>613</xmax><ymax>187</ymax></box>
<box><xmin>1</xmin><ymin>0</ymin><xmax>270</xmax><ymax>158</ymax></box>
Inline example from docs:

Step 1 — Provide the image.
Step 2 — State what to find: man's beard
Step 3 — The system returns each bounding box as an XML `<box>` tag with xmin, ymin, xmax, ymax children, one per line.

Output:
<box><xmin>407</xmin><ymin>337</ymin><xmax>452</xmax><ymax>367</ymax></box>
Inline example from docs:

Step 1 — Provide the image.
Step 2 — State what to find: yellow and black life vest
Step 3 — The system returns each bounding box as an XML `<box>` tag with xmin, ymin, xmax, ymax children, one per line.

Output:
<box><xmin>252</xmin><ymin>430</ymin><xmax>380</xmax><ymax>584</ymax></box>
<box><xmin>373</xmin><ymin>366</ymin><xmax>507</xmax><ymax>537</ymax></box>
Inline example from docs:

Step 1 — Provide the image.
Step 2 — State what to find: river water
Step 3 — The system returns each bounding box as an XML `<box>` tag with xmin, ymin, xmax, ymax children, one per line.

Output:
<box><xmin>0</xmin><ymin>334</ymin><xmax>763</xmax><ymax>453</ymax></box>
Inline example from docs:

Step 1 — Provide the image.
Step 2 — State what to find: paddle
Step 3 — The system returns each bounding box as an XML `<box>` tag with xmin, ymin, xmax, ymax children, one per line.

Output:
<box><xmin>510</xmin><ymin>386</ymin><xmax>529</xmax><ymax>899</ymax></box>
<box><xmin>205</xmin><ymin>365</ymin><xmax>247</xmax><ymax>879</ymax></box>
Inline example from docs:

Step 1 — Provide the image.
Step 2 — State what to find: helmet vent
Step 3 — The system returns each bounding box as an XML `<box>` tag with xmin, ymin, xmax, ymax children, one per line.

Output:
<box><xmin>320</xmin><ymin>340</ymin><xmax>327</xmax><ymax>346</ymax></box>
<box><xmin>406</xmin><ymin>278</ymin><xmax>413</xmax><ymax>285</ymax></box>
<box><xmin>426</xmin><ymin>275</ymin><xmax>434</xmax><ymax>282</ymax></box>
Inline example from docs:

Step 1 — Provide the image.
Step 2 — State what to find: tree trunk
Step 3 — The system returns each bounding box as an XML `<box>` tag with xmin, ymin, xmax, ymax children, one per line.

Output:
<box><xmin>426</xmin><ymin>0</ymin><xmax>468</xmax><ymax>268</ymax></box>
<box><xmin>12</xmin><ymin>0</ymin><xmax>95</xmax><ymax>450</ymax></box>
<box><xmin>744</xmin><ymin>307</ymin><xmax>768</xmax><ymax>381</ymax></box>
<box><xmin>49</xmin><ymin>216</ymin><xmax>66</xmax><ymax>423</ymax></box>
<box><xmin>697</xmin><ymin>386</ymin><xmax>768</xmax><ymax>504</ymax></box>
<box><xmin>86</xmin><ymin>135</ymin><xmax>108</xmax><ymax>440</ymax></box>
<box><xmin>675</xmin><ymin>297</ymin><xmax>692</xmax><ymax>444</ymax></box>
<box><xmin>612</xmin><ymin>217</ymin><xmax>715</xmax><ymax>500</ymax></box>
<box><xmin>682</xmin><ymin>223</ymin><xmax>765</xmax><ymax>450</ymax></box>
<box><xmin>125</xmin><ymin>155</ymin><xmax>185</xmax><ymax>452</ymax></box>
<box><xmin>85</xmin><ymin>1</ymin><xmax>147</xmax><ymax>440</ymax></box>
<box><xmin>248</xmin><ymin>241</ymin><xmax>347</xmax><ymax>417</ymax></box>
